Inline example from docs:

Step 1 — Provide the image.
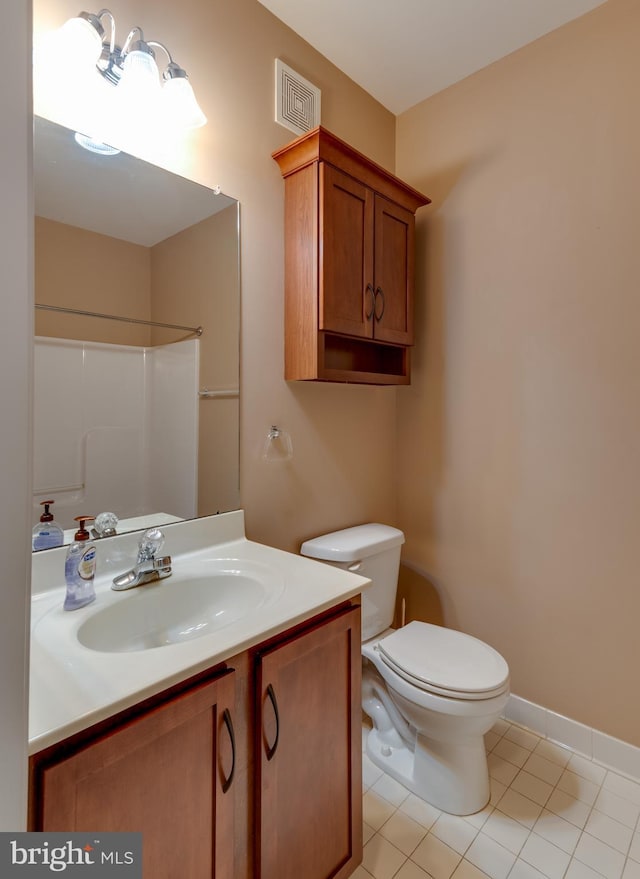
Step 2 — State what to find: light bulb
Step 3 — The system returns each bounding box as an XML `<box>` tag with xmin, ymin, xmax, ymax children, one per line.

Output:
<box><xmin>118</xmin><ymin>47</ymin><xmax>161</xmax><ymax>101</ymax></box>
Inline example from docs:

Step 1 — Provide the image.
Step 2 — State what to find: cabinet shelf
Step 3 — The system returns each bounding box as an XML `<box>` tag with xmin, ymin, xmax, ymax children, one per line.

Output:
<box><xmin>320</xmin><ymin>333</ymin><xmax>410</xmax><ymax>385</ymax></box>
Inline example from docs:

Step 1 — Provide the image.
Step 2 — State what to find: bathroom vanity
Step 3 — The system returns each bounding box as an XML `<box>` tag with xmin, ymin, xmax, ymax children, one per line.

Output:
<box><xmin>28</xmin><ymin>512</ymin><xmax>368</xmax><ymax>879</ymax></box>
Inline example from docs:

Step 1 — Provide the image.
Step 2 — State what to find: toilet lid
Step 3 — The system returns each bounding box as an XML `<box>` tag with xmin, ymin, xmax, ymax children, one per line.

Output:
<box><xmin>377</xmin><ymin>621</ymin><xmax>509</xmax><ymax>699</ymax></box>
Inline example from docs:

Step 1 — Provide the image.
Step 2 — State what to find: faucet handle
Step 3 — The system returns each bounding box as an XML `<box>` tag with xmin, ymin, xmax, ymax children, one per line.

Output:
<box><xmin>93</xmin><ymin>511</ymin><xmax>119</xmax><ymax>539</ymax></box>
<box><xmin>137</xmin><ymin>527</ymin><xmax>165</xmax><ymax>562</ymax></box>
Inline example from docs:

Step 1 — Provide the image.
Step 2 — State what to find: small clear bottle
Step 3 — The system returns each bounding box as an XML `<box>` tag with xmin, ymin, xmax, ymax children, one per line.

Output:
<box><xmin>32</xmin><ymin>499</ymin><xmax>64</xmax><ymax>551</ymax></box>
<box><xmin>63</xmin><ymin>516</ymin><xmax>97</xmax><ymax>611</ymax></box>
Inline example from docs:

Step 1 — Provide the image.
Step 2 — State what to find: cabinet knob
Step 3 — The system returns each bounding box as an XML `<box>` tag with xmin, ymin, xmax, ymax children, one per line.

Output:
<box><xmin>374</xmin><ymin>287</ymin><xmax>386</xmax><ymax>322</ymax></box>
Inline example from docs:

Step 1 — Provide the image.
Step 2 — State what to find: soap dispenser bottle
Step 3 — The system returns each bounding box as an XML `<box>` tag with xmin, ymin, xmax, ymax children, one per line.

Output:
<box><xmin>32</xmin><ymin>499</ymin><xmax>64</xmax><ymax>551</ymax></box>
<box><xmin>63</xmin><ymin>516</ymin><xmax>97</xmax><ymax>611</ymax></box>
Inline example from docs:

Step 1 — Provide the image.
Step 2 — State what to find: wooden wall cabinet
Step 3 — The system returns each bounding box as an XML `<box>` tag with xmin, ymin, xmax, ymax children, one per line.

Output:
<box><xmin>29</xmin><ymin>602</ymin><xmax>362</xmax><ymax>879</ymax></box>
<box><xmin>273</xmin><ymin>127</ymin><xmax>430</xmax><ymax>385</ymax></box>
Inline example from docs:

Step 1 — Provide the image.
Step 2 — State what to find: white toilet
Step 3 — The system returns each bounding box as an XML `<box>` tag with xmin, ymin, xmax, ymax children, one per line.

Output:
<box><xmin>301</xmin><ymin>523</ymin><xmax>510</xmax><ymax>816</ymax></box>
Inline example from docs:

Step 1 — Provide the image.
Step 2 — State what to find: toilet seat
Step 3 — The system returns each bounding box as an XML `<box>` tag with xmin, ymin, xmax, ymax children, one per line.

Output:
<box><xmin>376</xmin><ymin>621</ymin><xmax>509</xmax><ymax>701</ymax></box>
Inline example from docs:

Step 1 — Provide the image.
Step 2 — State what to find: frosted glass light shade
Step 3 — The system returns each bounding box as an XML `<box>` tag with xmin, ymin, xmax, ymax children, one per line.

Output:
<box><xmin>118</xmin><ymin>48</ymin><xmax>161</xmax><ymax>102</ymax></box>
<box><xmin>55</xmin><ymin>16</ymin><xmax>103</xmax><ymax>71</ymax></box>
<box><xmin>162</xmin><ymin>76</ymin><xmax>207</xmax><ymax>129</ymax></box>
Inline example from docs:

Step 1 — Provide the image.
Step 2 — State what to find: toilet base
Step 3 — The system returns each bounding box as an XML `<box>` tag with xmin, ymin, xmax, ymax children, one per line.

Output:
<box><xmin>365</xmin><ymin>725</ymin><xmax>490</xmax><ymax>816</ymax></box>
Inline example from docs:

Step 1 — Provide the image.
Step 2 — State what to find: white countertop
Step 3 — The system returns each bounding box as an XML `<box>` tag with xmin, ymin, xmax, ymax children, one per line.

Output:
<box><xmin>29</xmin><ymin>511</ymin><xmax>369</xmax><ymax>754</ymax></box>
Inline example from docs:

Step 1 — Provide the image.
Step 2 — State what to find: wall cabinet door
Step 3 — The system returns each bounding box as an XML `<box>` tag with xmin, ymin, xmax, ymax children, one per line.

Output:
<box><xmin>35</xmin><ymin>670</ymin><xmax>237</xmax><ymax>879</ymax></box>
<box><xmin>320</xmin><ymin>165</ymin><xmax>415</xmax><ymax>347</ymax></box>
<box><xmin>320</xmin><ymin>163</ymin><xmax>375</xmax><ymax>339</ymax></box>
<box><xmin>373</xmin><ymin>195</ymin><xmax>415</xmax><ymax>345</ymax></box>
<box><xmin>255</xmin><ymin>606</ymin><xmax>362</xmax><ymax>879</ymax></box>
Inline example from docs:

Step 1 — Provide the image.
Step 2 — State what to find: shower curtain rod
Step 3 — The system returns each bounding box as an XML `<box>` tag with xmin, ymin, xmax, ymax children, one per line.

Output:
<box><xmin>35</xmin><ymin>303</ymin><xmax>203</xmax><ymax>336</ymax></box>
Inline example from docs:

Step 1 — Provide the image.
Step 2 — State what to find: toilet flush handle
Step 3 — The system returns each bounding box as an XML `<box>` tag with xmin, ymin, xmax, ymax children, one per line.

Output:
<box><xmin>348</xmin><ymin>561</ymin><xmax>362</xmax><ymax>572</ymax></box>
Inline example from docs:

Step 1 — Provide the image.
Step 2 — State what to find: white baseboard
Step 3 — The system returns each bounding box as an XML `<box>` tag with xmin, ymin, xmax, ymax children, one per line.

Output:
<box><xmin>505</xmin><ymin>694</ymin><xmax>640</xmax><ymax>782</ymax></box>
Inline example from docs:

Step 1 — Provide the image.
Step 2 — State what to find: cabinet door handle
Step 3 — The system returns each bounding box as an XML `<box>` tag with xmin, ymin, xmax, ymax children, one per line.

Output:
<box><xmin>221</xmin><ymin>708</ymin><xmax>236</xmax><ymax>794</ymax></box>
<box><xmin>374</xmin><ymin>287</ymin><xmax>385</xmax><ymax>322</ymax></box>
<box><xmin>365</xmin><ymin>283</ymin><xmax>375</xmax><ymax>320</ymax></box>
<box><xmin>264</xmin><ymin>683</ymin><xmax>280</xmax><ymax>761</ymax></box>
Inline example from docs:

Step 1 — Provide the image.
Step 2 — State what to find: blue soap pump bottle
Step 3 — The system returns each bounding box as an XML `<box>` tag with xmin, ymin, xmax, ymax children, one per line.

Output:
<box><xmin>32</xmin><ymin>499</ymin><xmax>64</xmax><ymax>551</ymax></box>
<box><xmin>63</xmin><ymin>516</ymin><xmax>97</xmax><ymax>611</ymax></box>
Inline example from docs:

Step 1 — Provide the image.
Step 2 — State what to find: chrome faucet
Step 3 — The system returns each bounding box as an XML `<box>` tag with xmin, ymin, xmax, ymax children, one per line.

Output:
<box><xmin>112</xmin><ymin>528</ymin><xmax>172</xmax><ymax>591</ymax></box>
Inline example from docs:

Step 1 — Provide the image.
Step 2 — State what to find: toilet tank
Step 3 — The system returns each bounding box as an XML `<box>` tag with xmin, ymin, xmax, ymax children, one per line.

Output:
<box><xmin>300</xmin><ymin>524</ymin><xmax>404</xmax><ymax>641</ymax></box>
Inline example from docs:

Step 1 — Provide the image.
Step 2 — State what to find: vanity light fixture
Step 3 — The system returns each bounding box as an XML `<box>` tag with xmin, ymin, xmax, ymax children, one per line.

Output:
<box><xmin>34</xmin><ymin>9</ymin><xmax>206</xmax><ymax>155</ymax></box>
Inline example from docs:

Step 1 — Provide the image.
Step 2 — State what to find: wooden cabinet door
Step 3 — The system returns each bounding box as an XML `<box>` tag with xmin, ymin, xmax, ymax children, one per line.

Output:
<box><xmin>320</xmin><ymin>163</ymin><xmax>374</xmax><ymax>339</ymax></box>
<box><xmin>373</xmin><ymin>195</ymin><xmax>415</xmax><ymax>345</ymax></box>
<box><xmin>256</xmin><ymin>606</ymin><xmax>362</xmax><ymax>879</ymax></box>
<box><xmin>38</xmin><ymin>670</ymin><xmax>237</xmax><ymax>879</ymax></box>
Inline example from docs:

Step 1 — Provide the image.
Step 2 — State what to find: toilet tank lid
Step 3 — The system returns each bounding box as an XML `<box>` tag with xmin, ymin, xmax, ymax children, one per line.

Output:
<box><xmin>300</xmin><ymin>523</ymin><xmax>405</xmax><ymax>562</ymax></box>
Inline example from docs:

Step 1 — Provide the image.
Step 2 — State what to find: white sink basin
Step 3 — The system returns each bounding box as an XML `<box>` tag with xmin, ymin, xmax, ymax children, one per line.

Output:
<box><xmin>76</xmin><ymin>558</ymin><xmax>284</xmax><ymax>653</ymax></box>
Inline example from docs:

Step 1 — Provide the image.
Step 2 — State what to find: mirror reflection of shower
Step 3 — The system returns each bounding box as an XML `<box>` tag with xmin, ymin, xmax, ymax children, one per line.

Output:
<box><xmin>32</xmin><ymin>117</ymin><xmax>240</xmax><ymax>547</ymax></box>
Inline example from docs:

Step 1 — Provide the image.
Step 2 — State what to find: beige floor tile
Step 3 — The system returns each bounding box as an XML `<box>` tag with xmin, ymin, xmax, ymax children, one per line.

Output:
<box><xmin>411</xmin><ymin>833</ymin><xmax>462</xmax><ymax>879</ymax></box>
<box><xmin>362</xmin><ymin>833</ymin><xmax>407</xmax><ymax>879</ymax></box>
<box><xmin>564</xmin><ymin>859</ymin><xmax>606</xmax><ymax>879</ymax></box>
<box><xmin>533</xmin><ymin>740</ymin><xmax>572</xmax><ymax>768</ymax></box>
<box><xmin>519</xmin><ymin>833</ymin><xmax>572</xmax><ymax>879</ymax></box>
<box><xmin>453</xmin><ymin>858</ymin><xmax>493</xmax><ymax>879</ymax></box>
<box><xmin>363</xmin><ymin>789</ymin><xmax>398</xmax><ymax>831</ymax></box>
<box><xmin>431</xmin><ymin>813</ymin><xmax>479</xmax><ymax>855</ymax></box>
<box><xmin>493</xmin><ymin>739</ymin><xmax>531</xmax><ymax>768</ymax></box>
<box><xmin>523</xmin><ymin>754</ymin><xmax>565</xmax><ymax>787</ymax></box>
<box><xmin>351</xmin><ymin>866</ymin><xmax>375</xmax><ymax>879</ymax></box>
<box><xmin>482</xmin><ymin>808</ymin><xmax>530</xmax><ymax>855</ymax></box>
<box><xmin>573</xmin><ymin>833</ymin><xmax>626</xmax><ymax>879</ymax></box>
<box><xmin>545</xmin><ymin>788</ymin><xmax>592</xmax><ymax>829</ymax></box>
<box><xmin>465</xmin><ymin>832</ymin><xmax>517</xmax><ymax>879</ymax></box>
<box><xmin>594</xmin><ymin>789</ymin><xmax>640</xmax><ymax>829</ymax></box>
<box><xmin>364</xmin><ymin>821</ymin><xmax>376</xmax><ymax>845</ymax></box>
<box><xmin>488</xmin><ymin>754</ymin><xmax>520</xmax><ymax>787</ymax></box>
<box><xmin>557</xmin><ymin>770</ymin><xmax>601</xmax><ymax>806</ymax></box>
<box><xmin>378</xmin><ymin>810</ymin><xmax>427</xmax><ymax>857</ymax></box>
<box><xmin>584</xmin><ymin>811</ymin><xmax>633</xmax><ymax>855</ymax></box>
<box><xmin>622</xmin><ymin>861</ymin><xmax>640</xmax><ymax>879</ymax></box>
<box><xmin>371</xmin><ymin>773</ymin><xmax>411</xmax><ymax>808</ymax></box>
<box><xmin>511</xmin><ymin>770</ymin><xmax>554</xmax><ymax>807</ymax></box>
<box><xmin>532</xmin><ymin>809</ymin><xmax>581</xmax><ymax>854</ymax></box>
<box><xmin>509</xmin><ymin>859</ymin><xmax>549</xmax><ymax>879</ymax></box>
<box><xmin>504</xmin><ymin>726</ymin><xmax>542</xmax><ymax>752</ymax></box>
<box><xmin>497</xmin><ymin>788</ymin><xmax>543</xmax><ymax>829</ymax></box>
<box><xmin>399</xmin><ymin>793</ymin><xmax>442</xmax><ymax>830</ymax></box>
<box><xmin>395</xmin><ymin>860</ymin><xmax>435</xmax><ymax>879</ymax></box>
<box><xmin>359</xmin><ymin>720</ymin><xmax>640</xmax><ymax>879</ymax></box>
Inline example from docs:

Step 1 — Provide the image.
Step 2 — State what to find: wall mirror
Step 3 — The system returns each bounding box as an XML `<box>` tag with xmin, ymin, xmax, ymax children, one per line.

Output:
<box><xmin>33</xmin><ymin>115</ymin><xmax>240</xmax><ymax>549</ymax></box>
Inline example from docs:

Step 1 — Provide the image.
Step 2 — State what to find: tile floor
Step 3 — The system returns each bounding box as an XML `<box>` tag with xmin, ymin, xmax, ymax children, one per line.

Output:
<box><xmin>356</xmin><ymin>718</ymin><xmax>640</xmax><ymax>879</ymax></box>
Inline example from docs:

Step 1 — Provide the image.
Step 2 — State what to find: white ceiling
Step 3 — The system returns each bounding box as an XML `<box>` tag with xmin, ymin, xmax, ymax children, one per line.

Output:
<box><xmin>259</xmin><ymin>0</ymin><xmax>607</xmax><ymax>114</ymax></box>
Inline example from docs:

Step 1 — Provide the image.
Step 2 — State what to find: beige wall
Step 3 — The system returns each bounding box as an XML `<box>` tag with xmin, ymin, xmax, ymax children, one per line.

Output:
<box><xmin>151</xmin><ymin>205</ymin><xmax>240</xmax><ymax>513</ymax></box>
<box><xmin>396</xmin><ymin>0</ymin><xmax>640</xmax><ymax>746</ymax></box>
<box><xmin>35</xmin><ymin>217</ymin><xmax>151</xmax><ymax>344</ymax></box>
<box><xmin>33</xmin><ymin>0</ymin><xmax>398</xmax><ymax>553</ymax></box>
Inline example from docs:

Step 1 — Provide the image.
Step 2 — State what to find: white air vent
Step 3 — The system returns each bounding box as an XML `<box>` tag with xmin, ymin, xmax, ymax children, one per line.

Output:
<box><xmin>275</xmin><ymin>60</ymin><xmax>321</xmax><ymax>136</ymax></box>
